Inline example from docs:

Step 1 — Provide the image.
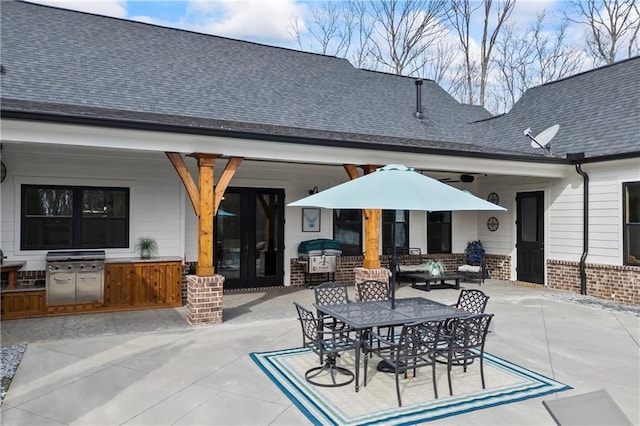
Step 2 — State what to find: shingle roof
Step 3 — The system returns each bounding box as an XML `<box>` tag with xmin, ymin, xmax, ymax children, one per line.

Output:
<box><xmin>0</xmin><ymin>1</ymin><xmax>498</xmax><ymax>155</ymax></box>
<box><xmin>1</xmin><ymin>1</ymin><xmax>637</xmax><ymax>161</ymax></box>
<box><xmin>471</xmin><ymin>57</ymin><xmax>640</xmax><ymax>159</ymax></box>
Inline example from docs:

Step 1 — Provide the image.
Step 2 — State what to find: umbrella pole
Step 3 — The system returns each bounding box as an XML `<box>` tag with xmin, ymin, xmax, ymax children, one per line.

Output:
<box><xmin>391</xmin><ymin>218</ymin><xmax>397</xmax><ymax>309</ymax></box>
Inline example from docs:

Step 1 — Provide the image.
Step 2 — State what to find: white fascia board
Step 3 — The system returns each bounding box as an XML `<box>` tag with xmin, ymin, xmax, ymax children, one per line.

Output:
<box><xmin>2</xmin><ymin>118</ymin><xmax>570</xmax><ymax>178</ymax></box>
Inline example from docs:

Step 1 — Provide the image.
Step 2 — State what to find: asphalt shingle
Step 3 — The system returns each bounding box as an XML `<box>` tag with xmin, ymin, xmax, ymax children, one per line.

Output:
<box><xmin>471</xmin><ymin>57</ymin><xmax>640</xmax><ymax>159</ymax></box>
<box><xmin>1</xmin><ymin>1</ymin><xmax>638</xmax><ymax>160</ymax></box>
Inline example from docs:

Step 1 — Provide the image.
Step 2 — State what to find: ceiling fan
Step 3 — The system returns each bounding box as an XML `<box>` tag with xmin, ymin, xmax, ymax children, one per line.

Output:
<box><xmin>438</xmin><ymin>173</ymin><xmax>476</xmax><ymax>183</ymax></box>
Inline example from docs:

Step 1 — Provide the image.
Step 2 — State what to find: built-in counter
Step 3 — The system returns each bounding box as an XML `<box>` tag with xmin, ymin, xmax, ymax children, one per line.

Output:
<box><xmin>1</xmin><ymin>257</ymin><xmax>183</xmax><ymax>319</ymax></box>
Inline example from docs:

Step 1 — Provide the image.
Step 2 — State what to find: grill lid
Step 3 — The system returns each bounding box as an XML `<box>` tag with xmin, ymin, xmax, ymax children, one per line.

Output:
<box><xmin>45</xmin><ymin>250</ymin><xmax>106</xmax><ymax>262</ymax></box>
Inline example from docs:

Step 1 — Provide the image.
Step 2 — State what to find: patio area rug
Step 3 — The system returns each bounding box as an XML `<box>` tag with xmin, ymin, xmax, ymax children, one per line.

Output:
<box><xmin>250</xmin><ymin>347</ymin><xmax>570</xmax><ymax>425</ymax></box>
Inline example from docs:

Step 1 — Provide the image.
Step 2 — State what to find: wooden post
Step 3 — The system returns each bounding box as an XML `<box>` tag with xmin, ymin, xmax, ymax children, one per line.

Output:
<box><xmin>167</xmin><ymin>153</ymin><xmax>242</xmax><ymax>277</ymax></box>
<box><xmin>344</xmin><ymin>164</ymin><xmax>382</xmax><ymax>269</ymax></box>
<box><xmin>191</xmin><ymin>153</ymin><xmax>217</xmax><ymax>276</ymax></box>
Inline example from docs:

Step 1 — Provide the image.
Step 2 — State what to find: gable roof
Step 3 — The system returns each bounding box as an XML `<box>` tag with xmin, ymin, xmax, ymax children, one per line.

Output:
<box><xmin>1</xmin><ymin>1</ymin><xmax>507</xmax><ymax>157</ymax></box>
<box><xmin>471</xmin><ymin>57</ymin><xmax>640</xmax><ymax>159</ymax></box>
<box><xmin>1</xmin><ymin>1</ymin><xmax>637</xmax><ymax>162</ymax></box>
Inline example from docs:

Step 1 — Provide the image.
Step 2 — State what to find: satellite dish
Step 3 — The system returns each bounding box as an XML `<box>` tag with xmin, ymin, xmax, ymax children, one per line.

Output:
<box><xmin>524</xmin><ymin>124</ymin><xmax>559</xmax><ymax>156</ymax></box>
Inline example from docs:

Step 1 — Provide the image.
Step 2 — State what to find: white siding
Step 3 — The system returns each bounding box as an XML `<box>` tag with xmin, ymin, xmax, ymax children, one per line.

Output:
<box><xmin>548</xmin><ymin>158</ymin><xmax>640</xmax><ymax>265</ymax></box>
<box><xmin>585</xmin><ymin>159</ymin><xmax>640</xmax><ymax>264</ymax></box>
<box><xmin>549</xmin><ymin>175</ymin><xmax>585</xmax><ymax>261</ymax></box>
<box><xmin>1</xmin><ymin>144</ymin><xmax>183</xmax><ymax>271</ymax></box>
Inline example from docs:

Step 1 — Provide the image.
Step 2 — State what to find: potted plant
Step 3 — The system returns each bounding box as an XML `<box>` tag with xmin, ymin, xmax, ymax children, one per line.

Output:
<box><xmin>135</xmin><ymin>237</ymin><xmax>157</xmax><ymax>259</ymax></box>
<box><xmin>426</xmin><ymin>259</ymin><xmax>446</xmax><ymax>277</ymax></box>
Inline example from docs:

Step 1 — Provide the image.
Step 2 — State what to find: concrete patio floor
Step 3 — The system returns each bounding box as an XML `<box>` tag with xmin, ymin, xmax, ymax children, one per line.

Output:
<box><xmin>1</xmin><ymin>280</ymin><xmax>638</xmax><ymax>425</ymax></box>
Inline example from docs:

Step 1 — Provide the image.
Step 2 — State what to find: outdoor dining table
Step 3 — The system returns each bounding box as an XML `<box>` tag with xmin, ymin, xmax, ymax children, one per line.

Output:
<box><xmin>314</xmin><ymin>296</ymin><xmax>471</xmax><ymax>392</ymax></box>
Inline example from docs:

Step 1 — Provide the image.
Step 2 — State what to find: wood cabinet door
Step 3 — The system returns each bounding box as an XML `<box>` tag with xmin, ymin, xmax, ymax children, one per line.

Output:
<box><xmin>1</xmin><ymin>291</ymin><xmax>46</xmax><ymax>318</ymax></box>
<box><xmin>104</xmin><ymin>264</ymin><xmax>134</xmax><ymax>306</ymax></box>
<box><xmin>162</xmin><ymin>263</ymin><xmax>182</xmax><ymax>305</ymax></box>
<box><xmin>133</xmin><ymin>263</ymin><xmax>182</xmax><ymax>306</ymax></box>
<box><xmin>134</xmin><ymin>263</ymin><xmax>159</xmax><ymax>305</ymax></box>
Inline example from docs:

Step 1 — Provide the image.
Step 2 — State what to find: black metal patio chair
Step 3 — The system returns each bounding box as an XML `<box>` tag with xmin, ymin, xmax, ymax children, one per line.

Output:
<box><xmin>313</xmin><ymin>281</ymin><xmax>352</xmax><ymax>340</ymax></box>
<box><xmin>363</xmin><ymin>319</ymin><xmax>448</xmax><ymax>407</ymax></box>
<box><xmin>435</xmin><ymin>313</ymin><xmax>493</xmax><ymax>396</ymax></box>
<box><xmin>356</xmin><ymin>280</ymin><xmax>393</xmax><ymax>355</ymax></box>
<box><xmin>293</xmin><ymin>302</ymin><xmax>357</xmax><ymax>388</ymax></box>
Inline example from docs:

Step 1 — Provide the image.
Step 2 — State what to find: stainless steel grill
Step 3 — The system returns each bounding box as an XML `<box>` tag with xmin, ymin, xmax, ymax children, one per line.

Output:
<box><xmin>307</xmin><ymin>255</ymin><xmax>337</xmax><ymax>274</ymax></box>
<box><xmin>46</xmin><ymin>250</ymin><xmax>105</xmax><ymax>304</ymax></box>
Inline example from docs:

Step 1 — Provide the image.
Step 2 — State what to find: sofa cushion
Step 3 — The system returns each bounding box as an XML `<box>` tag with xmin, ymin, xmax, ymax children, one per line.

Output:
<box><xmin>458</xmin><ymin>264</ymin><xmax>482</xmax><ymax>273</ymax></box>
<box><xmin>398</xmin><ymin>263</ymin><xmax>431</xmax><ymax>272</ymax></box>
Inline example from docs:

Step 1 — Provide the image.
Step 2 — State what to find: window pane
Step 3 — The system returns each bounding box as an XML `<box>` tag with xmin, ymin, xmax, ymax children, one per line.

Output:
<box><xmin>82</xmin><ymin>189</ymin><xmax>127</xmax><ymax>218</ymax></box>
<box><xmin>625</xmin><ymin>182</ymin><xmax>640</xmax><ymax>265</ymax></box>
<box><xmin>81</xmin><ymin>218</ymin><xmax>127</xmax><ymax>248</ymax></box>
<box><xmin>23</xmin><ymin>217</ymin><xmax>73</xmax><ymax>248</ymax></box>
<box><xmin>427</xmin><ymin>211</ymin><xmax>451</xmax><ymax>253</ymax></box>
<box><xmin>626</xmin><ymin>225</ymin><xmax>640</xmax><ymax>265</ymax></box>
<box><xmin>521</xmin><ymin>197</ymin><xmax>538</xmax><ymax>242</ymax></box>
<box><xmin>24</xmin><ymin>188</ymin><xmax>72</xmax><ymax>216</ymax></box>
<box><xmin>334</xmin><ymin>209</ymin><xmax>362</xmax><ymax>256</ymax></box>
<box><xmin>216</xmin><ymin>192</ymin><xmax>241</xmax><ymax>279</ymax></box>
<box><xmin>382</xmin><ymin>210</ymin><xmax>408</xmax><ymax>253</ymax></box>
<box><xmin>627</xmin><ymin>184</ymin><xmax>640</xmax><ymax>223</ymax></box>
<box><xmin>255</xmin><ymin>192</ymin><xmax>280</xmax><ymax>277</ymax></box>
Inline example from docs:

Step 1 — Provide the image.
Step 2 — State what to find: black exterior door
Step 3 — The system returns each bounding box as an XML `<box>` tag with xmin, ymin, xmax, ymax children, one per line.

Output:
<box><xmin>214</xmin><ymin>187</ymin><xmax>285</xmax><ymax>289</ymax></box>
<box><xmin>516</xmin><ymin>191</ymin><xmax>545</xmax><ymax>284</ymax></box>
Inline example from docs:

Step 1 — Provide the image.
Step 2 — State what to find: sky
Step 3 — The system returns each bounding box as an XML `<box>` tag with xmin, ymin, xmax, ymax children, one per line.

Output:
<box><xmin>27</xmin><ymin>0</ymin><xmax>571</xmax><ymax>51</ymax></box>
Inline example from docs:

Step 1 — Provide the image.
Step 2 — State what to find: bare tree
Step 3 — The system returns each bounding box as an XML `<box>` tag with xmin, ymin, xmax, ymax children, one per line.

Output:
<box><xmin>628</xmin><ymin>1</ymin><xmax>640</xmax><ymax>56</ymax></box>
<box><xmin>415</xmin><ymin>41</ymin><xmax>458</xmax><ymax>85</ymax></box>
<box><xmin>447</xmin><ymin>0</ymin><xmax>515</xmax><ymax>106</ymax></box>
<box><xmin>494</xmin><ymin>23</ymin><xmax>534</xmax><ymax>110</ymax></box>
<box><xmin>566</xmin><ymin>0</ymin><xmax>640</xmax><ymax>65</ymax></box>
<box><xmin>288</xmin><ymin>2</ymin><xmax>354</xmax><ymax>56</ymax></box>
<box><xmin>492</xmin><ymin>12</ymin><xmax>585</xmax><ymax>113</ymax></box>
<box><xmin>367</xmin><ymin>0</ymin><xmax>449</xmax><ymax>75</ymax></box>
<box><xmin>345</xmin><ymin>0</ymin><xmax>377</xmax><ymax>69</ymax></box>
<box><xmin>530</xmin><ymin>15</ymin><xmax>584</xmax><ymax>84</ymax></box>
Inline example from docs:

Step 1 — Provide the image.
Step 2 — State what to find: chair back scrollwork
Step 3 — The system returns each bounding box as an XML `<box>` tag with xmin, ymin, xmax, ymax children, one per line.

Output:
<box><xmin>314</xmin><ymin>281</ymin><xmax>350</xmax><ymax>306</ymax></box>
<box><xmin>356</xmin><ymin>280</ymin><xmax>389</xmax><ymax>301</ymax></box>
<box><xmin>455</xmin><ymin>289</ymin><xmax>489</xmax><ymax>314</ymax></box>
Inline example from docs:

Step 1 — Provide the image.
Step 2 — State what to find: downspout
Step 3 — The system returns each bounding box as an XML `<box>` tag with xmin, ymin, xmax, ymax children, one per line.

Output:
<box><xmin>569</xmin><ymin>153</ymin><xmax>588</xmax><ymax>295</ymax></box>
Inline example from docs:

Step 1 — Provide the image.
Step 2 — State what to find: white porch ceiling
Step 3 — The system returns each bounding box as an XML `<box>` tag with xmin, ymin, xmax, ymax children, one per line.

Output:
<box><xmin>2</xmin><ymin>119</ymin><xmax>571</xmax><ymax>179</ymax></box>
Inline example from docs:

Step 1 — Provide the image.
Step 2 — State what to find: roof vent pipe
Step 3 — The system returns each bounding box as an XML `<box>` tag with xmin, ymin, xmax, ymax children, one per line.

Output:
<box><xmin>415</xmin><ymin>79</ymin><xmax>424</xmax><ymax>119</ymax></box>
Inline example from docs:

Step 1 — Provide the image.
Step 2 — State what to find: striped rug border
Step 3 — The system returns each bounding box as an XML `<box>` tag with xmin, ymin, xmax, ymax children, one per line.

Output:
<box><xmin>250</xmin><ymin>348</ymin><xmax>571</xmax><ymax>426</ymax></box>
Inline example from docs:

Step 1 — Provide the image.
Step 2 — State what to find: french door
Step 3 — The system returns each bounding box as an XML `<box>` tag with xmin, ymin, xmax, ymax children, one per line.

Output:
<box><xmin>214</xmin><ymin>187</ymin><xmax>284</xmax><ymax>288</ymax></box>
<box><xmin>516</xmin><ymin>191</ymin><xmax>545</xmax><ymax>284</ymax></box>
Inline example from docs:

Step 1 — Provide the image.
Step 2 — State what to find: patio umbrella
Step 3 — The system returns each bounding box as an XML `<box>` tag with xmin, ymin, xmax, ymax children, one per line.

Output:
<box><xmin>288</xmin><ymin>164</ymin><xmax>506</xmax><ymax>308</ymax></box>
<box><xmin>216</xmin><ymin>208</ymin><xmax>236</xmax><ymax>216</ymax></box>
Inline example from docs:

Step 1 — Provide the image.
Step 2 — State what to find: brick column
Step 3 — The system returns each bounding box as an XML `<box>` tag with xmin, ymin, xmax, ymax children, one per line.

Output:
<box><xmin>186</xmin><ymin>274</ymin><xmax>224</xmax><ymax>325</ymax></box>
<box><xmin>354</xmin><ymin>267</ymin><xmax>390</xmax><ymax>300</ymax></box>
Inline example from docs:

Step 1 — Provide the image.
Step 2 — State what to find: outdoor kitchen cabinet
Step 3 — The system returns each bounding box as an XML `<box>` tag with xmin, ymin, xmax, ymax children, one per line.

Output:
<box><xmin>104</xmin><ymin>260</ymin><xmax>182</xmax><ymax>309</ymax></box>
<box><xmin>1</xmin><ymin>290</ymin><xmax>46</xmax><ymax>319</ymax></box>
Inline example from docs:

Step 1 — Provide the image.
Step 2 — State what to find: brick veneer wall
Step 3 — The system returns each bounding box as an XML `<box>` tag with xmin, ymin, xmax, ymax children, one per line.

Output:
<box><xmin>9</xmin><ymin>270</ymin><xmax>46</xmax><ymax>287</ymax></box>
<box><xmin>186</xmin><ymin>274</ymin><xmax>224</xmax><ymax>325</ymax></box>
<box><xmin>289</xmin><ymin>252</ymin><xmax>512</xmax><ymax>286</ymax></box>
<box><xmin>485</xmin><ymin>254</ymin><xmax>511</xmax><ymax>281</ymax></box>
<box><xmin>548</xmin><ymin>260</ymin><xmax>640</xmax><ymax>305</ymax></box>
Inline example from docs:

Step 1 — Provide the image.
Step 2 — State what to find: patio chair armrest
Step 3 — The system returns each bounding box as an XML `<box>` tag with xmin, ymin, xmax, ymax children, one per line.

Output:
<box><xmin>365</xmin><ymin>329</ymin><xmax>400</xmax><ymax>348</ymax></box>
